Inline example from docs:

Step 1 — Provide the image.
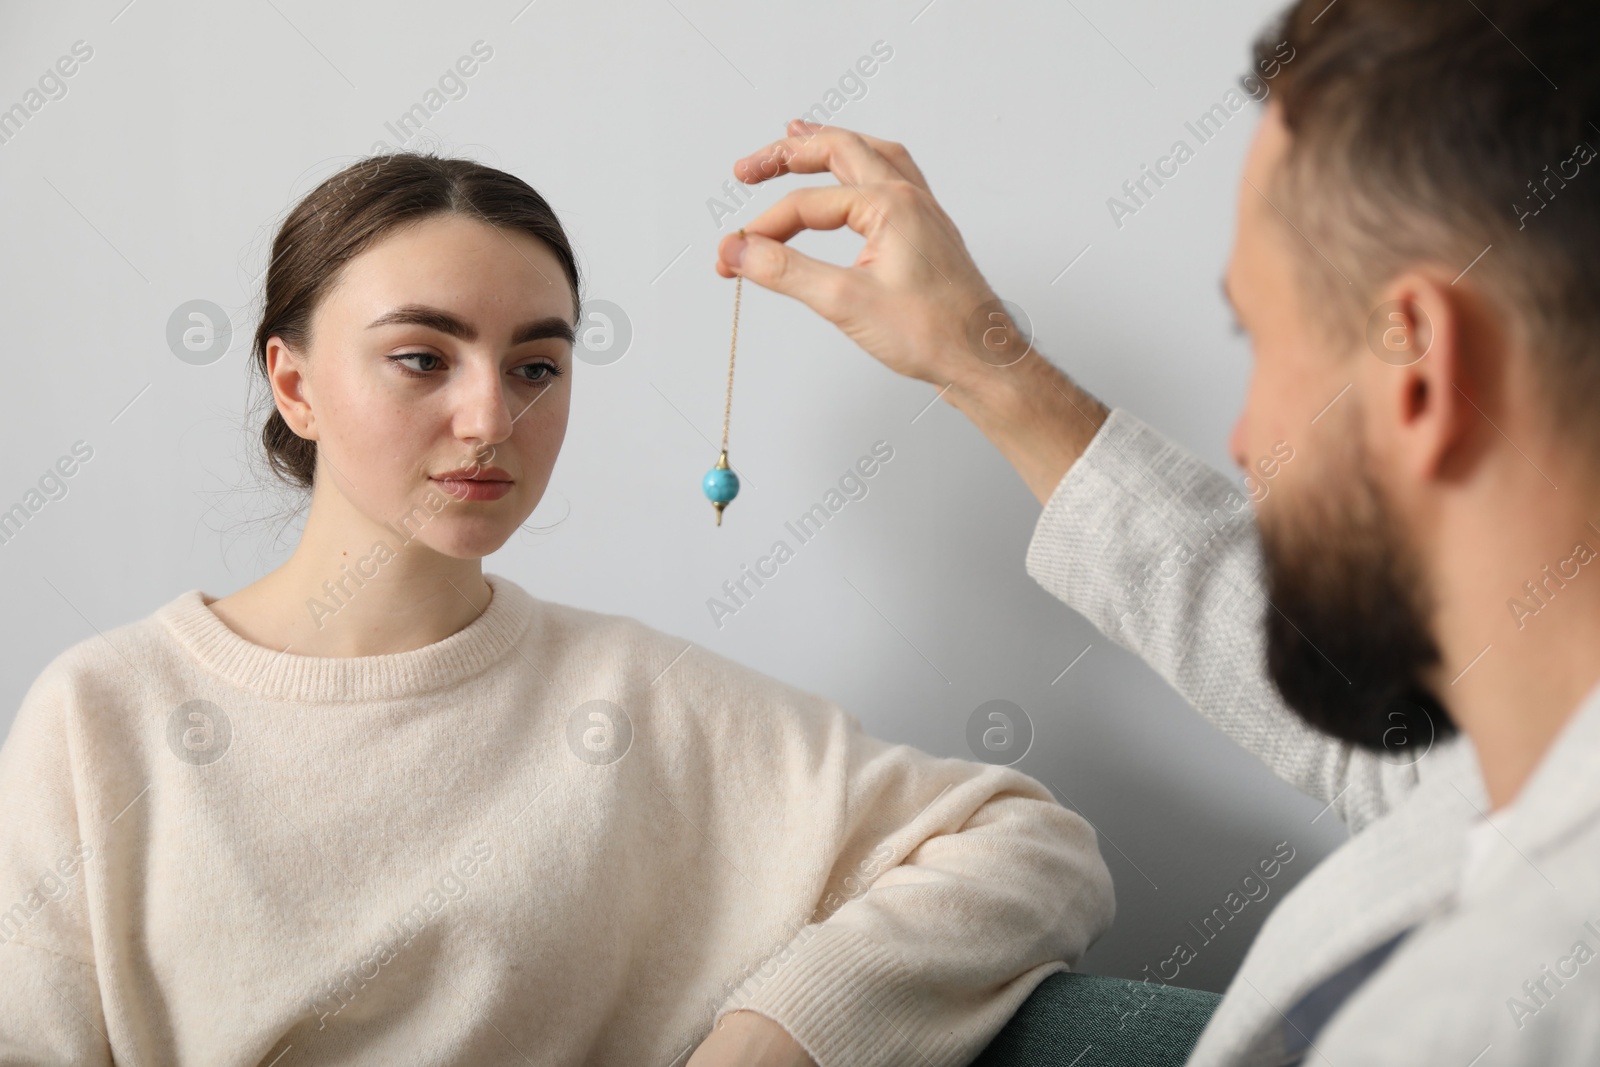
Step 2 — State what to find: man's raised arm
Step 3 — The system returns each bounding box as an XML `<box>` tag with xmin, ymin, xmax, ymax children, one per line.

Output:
<box><xmin>715</xmin><ymin>120</ymin><xmax>1438</xmax><ymax>830</ymax></box>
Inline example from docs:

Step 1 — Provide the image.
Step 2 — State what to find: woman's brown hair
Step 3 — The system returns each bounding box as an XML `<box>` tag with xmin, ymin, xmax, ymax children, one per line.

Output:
<box><xmin>251</xmin><ymin>153</ymin><xmax>582</xmax><ymax>489</ymax></box>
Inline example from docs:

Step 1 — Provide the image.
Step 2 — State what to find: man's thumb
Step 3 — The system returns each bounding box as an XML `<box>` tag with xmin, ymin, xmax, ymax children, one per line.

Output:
<box><xmin>732</xmin><ymin>231</ymin><xmax>847</xmax><ymax>321</ymax></box>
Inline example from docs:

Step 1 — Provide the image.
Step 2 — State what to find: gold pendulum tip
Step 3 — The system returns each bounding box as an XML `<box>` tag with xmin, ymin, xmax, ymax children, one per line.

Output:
<box><xmin>713</xmin><ymin>500</ymin><xmax>725</xmax><ymax>526</ymax></box>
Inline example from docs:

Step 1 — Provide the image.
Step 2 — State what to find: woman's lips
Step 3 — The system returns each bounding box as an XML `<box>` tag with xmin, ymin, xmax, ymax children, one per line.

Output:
<box><xmin>431</xmin><ymin>477</ymin><xmax>512</xmax><ymax>502</ymax></box>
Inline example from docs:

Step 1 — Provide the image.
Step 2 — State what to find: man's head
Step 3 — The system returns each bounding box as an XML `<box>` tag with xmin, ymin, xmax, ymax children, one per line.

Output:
<box><xmin>1223</xmin><ymin>0</ymin><xmax>1600</xmax><ymax>755</ymax></box>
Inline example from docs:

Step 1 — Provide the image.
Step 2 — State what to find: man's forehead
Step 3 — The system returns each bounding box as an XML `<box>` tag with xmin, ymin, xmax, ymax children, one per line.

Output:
<box><xmin>1244</xmin><ymin>101</ymin><xmax>1292</xmax><ymax>186</ymax></box>
<box><xmin>1234</xmin><ymin>104</ymin><xmax>1298</xmax><ymax>267</ymax></box>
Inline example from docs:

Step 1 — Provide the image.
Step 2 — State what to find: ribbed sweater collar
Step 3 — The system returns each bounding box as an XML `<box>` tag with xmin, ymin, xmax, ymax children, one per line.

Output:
<box><xmin>155</xmin><ymin>572</ymin><xmax>537</xmax><ymax>703</ymax></box>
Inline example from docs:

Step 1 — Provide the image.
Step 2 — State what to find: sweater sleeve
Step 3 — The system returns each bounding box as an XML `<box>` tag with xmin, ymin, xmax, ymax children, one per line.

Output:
<box><xmin>1022</xmin><ymin>406</ymin><xmax>1434</xmax><ymax>832</ymax></box>
<box><xmin>716</xmin><ymin>711</ymin><xmax>1115</xmax><ymax>1067</ymax></box>
<box><xmin>0</xmin><ymin>661</ymin><xmax>112</xmax><ymax>1066</ymax></box>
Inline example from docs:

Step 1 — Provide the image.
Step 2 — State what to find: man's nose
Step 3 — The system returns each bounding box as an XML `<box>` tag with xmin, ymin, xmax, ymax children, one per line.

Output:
<box><xmin>1227</xmin><ymin>410</ymin><xmax>1250</xmax><ymax>472</ymax></box>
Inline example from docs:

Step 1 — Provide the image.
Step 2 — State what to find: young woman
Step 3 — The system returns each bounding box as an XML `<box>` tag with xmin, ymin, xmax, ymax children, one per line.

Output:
<box><xmin>0</xmin><ymin>153</ymin><xmax>1113</xmax><ymax>1066</ymax></box>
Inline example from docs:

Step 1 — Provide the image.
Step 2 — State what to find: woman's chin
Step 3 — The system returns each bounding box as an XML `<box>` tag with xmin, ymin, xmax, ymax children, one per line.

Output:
<box><xmin>462</xmin><ymin>533</ymin><xmax>520</xmax><ymax>559</ymax></box>
<box><xmin>418</xmin><ymin>522</ymin><xmax>520</xmax><ymax>561</ymax></box>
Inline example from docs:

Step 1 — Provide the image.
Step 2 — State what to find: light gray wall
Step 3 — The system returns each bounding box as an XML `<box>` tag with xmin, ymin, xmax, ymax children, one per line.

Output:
<box><xmin>0</xmin><ymin>0</ymin><xmax>1347</xmax><ymax>993</ymax></box>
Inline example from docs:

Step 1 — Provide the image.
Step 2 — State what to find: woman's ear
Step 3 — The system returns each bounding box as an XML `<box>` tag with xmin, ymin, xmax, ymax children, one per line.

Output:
<box><xmin>1363</xmin><ymin>269</ymin><xmax>1473</xmax><ymax>486</ymax></box>
<box><xmin>267</xmin><ymin>336</ymin><xmax>317</xmax><ymax>441</ymax></box>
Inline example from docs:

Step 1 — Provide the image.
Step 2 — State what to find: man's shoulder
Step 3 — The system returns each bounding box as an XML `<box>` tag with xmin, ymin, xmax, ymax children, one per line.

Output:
<box><xmin>1323</xmin><ymin>860</ymin><xmax>1600</xmax><ymax>1063</ymax></box>
<box><xmin>1314</xmin><ymin>790</ymin><xmax>1600</xmax><ymax>1063</ymax></box>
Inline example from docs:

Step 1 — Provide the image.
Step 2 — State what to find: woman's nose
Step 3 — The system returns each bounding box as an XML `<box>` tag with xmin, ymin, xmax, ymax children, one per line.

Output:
<box><xmin>454</xmin><ymin>367</ymin><xmax>515</xmax><ymax>445</ymax></box>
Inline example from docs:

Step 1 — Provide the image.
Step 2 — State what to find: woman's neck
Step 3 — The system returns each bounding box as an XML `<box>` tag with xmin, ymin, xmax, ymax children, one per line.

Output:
<box><xmin>210</xmin><ymin>501</ymin><xmax>493</xmax><ymax>658</ymax></box>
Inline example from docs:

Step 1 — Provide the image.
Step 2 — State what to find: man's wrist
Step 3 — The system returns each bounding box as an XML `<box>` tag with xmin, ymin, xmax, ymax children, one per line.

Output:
<box><xmin>945</xmin><ymin>338</ymin><xmax>1110</xmax><ymax>506</ymax></box>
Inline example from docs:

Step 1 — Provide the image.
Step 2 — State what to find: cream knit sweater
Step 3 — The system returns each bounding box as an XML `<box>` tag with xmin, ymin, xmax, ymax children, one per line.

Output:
<box><xmin>0</xmin><ymin>573</ymin><xmax>1114</xmax><ymax>1066</ymax></box>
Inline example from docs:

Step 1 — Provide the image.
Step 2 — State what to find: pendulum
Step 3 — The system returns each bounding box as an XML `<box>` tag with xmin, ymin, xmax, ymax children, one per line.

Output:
<box><xmin>702</xmin><ymin>238</ymin><xmax>745</xmax><ymax>526</ymax></box>
<box><xmin>703</xmin><ymin>446</ymin><xmax>737</xmax><ymax>526</ymax></box>
<box><xmin>703</xmin><ymin>233</ymin><xmax>745</xmax><ymax>526</ymax></box>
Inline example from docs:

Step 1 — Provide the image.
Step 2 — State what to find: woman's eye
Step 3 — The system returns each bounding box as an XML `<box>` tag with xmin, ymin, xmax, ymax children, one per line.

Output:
<box><xmin>515</xmin><ymin>362</ymin><xmax>564</xmax><ymax>385</ymax></box>
<box><xmin>387</xmin><ymin>352</ymin><xmax>443</xmax><ymax>375</ymax></box>
<box><xmin>385</xmin><ymin>353</ymin><xmax>564</xmax><ymax>383</ymax></box>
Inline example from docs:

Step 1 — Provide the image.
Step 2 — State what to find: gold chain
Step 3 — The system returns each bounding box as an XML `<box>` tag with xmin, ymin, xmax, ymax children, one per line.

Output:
<box><xmin>719</xmin><ymin>231</ymin><xmax>744</xmax><ymax>454</ymax></box>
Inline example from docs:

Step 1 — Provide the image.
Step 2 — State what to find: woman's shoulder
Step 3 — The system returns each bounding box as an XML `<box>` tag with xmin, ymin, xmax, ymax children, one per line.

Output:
<box><xmin>5</xmin><ymin>587</ymin><xmax>195</xmax><ymax>752</ymax></box>
<box><xmin>525</xmin><ymin>592</ymin><xmax>855</xmax><ymax>728</ymax></box>
<box><xmin>40</xmin><ymin>587</ymin><xmax>186</xmax><ymax>675</ymax></box>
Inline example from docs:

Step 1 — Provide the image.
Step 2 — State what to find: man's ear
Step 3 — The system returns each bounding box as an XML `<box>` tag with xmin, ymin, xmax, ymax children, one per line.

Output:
<box><xmin>267</xmin><ymin>336</ymin><xmax>317</xmax><ymax>442</ymax></box>
<box><xmin>1363</xmin><ymin>270</ymin><xmax>1474</xmax><ymax>486</ymax></box>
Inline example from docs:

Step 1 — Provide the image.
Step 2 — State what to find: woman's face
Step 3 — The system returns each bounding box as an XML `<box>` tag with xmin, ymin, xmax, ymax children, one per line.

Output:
<box><xmin>274</xmin><ymin>211</ymin><xmax>576</xmax><ymax>560</ymax></box>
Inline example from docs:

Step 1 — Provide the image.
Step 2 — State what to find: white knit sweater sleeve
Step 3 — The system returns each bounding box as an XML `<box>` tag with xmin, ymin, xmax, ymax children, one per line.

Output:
<box><xmin>0</xmin><ymin>656</ymin><xmax>112</xmax><ymax>1066</ymax></box>
<box><xmin>709</xmin><ymin>695</ymin><xmax>1115</xmax><ymax>1067</ymax></box>
<box><xmin>1022</xmin><ymin>407</ymin><xmax>1436</xmax><ymax>833</ymax></box>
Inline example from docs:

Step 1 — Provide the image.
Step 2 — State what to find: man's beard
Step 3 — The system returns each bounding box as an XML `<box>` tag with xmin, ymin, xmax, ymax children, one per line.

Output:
<box><xmin>1257</xmin><ymin>436</ymin><xmax>1458</xmax><ymax>761</ymax></box>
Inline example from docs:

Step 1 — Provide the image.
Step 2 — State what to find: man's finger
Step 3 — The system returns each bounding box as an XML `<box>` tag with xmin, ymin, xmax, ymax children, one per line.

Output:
<box><xmin>722</xmin><ymin>229</ymin><xmax>857</xmax><ymax>324</ymax></box>
<box><xmin>733</xmin><ymin>121</ymin><xmax>928</xmax><ymax>192</ymax></box>
<box><xmin>811</xmin><ymin>122</ymin><xmax>932</xmax><ymax>191</ymax></box>
<box><xmin>725</xmin><ymin>185</ymin><xmax>887</xmax><ymax>250</ymax></box>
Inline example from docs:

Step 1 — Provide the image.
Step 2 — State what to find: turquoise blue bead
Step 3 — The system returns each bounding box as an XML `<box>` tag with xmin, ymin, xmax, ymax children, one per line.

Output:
<box><xmin>702</xmin><ymin>466</ymin><xmax>739</xmax><ymax>503</ymax></box>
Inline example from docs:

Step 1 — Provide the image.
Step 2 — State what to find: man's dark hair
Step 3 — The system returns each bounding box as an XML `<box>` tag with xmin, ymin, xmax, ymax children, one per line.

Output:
<box><xmin>1248</xmin><ymin>0</ymin><xmax>1600</xmax><ymax>446</ymax></box>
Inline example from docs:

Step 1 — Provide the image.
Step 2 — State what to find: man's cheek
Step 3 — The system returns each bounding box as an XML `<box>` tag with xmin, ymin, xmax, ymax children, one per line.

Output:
<box><xmin>1268</xmin><ymin>444</ymin><xmax>1328</xmax><ymax>527</ymax></box>
<box><xmin>1254</xmin><ymin>378</ymin><xmax>1305</xmax><ymax>470</ymax></box>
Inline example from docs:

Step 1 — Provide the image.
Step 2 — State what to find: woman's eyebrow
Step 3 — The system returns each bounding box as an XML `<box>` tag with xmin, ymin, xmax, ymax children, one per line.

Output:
<box><xmin>367</xmin><ymin>303</ymin><xmax>576</xmax><ymax>346</ymax></box>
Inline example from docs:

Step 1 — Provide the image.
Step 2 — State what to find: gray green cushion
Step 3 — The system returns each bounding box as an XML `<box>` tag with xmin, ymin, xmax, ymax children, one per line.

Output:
<box><xmin>973</xmin><ymin>972</ymin><xmax>1220</xmax><ymax>1066</ymax></box>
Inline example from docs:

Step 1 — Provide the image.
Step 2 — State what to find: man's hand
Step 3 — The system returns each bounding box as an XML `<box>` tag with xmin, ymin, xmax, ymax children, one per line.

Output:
<box><xmin>715</xmin><ymin>119</ymin><xmax>1108</xmax><ymax>505</ymax></box>
<box><xmin>717</xmin><ymin>119</ymin><xmax>1004</xmax><ymax>392</ymax></box>
<box><xmin>684</xmin><ymin>1009</ymin><xmax>819</xmax><ymax>1067</ymax></box>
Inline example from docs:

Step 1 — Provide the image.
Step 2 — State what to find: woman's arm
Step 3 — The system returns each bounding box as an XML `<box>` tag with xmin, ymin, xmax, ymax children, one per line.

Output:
<box><xmin>691</xmin><ymin>700</ymin><xmax>1114</xmax><ymax>1067</ymax></box>
<box><xmin>0</xmin><ymin>662</ymin><xmax>111</xmax><ymax>1066</ymax></box>
<box><xmin>686</xmin><ymin>1009</ymin><xmax>817</xmax><ymax>1067</ymax></box>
